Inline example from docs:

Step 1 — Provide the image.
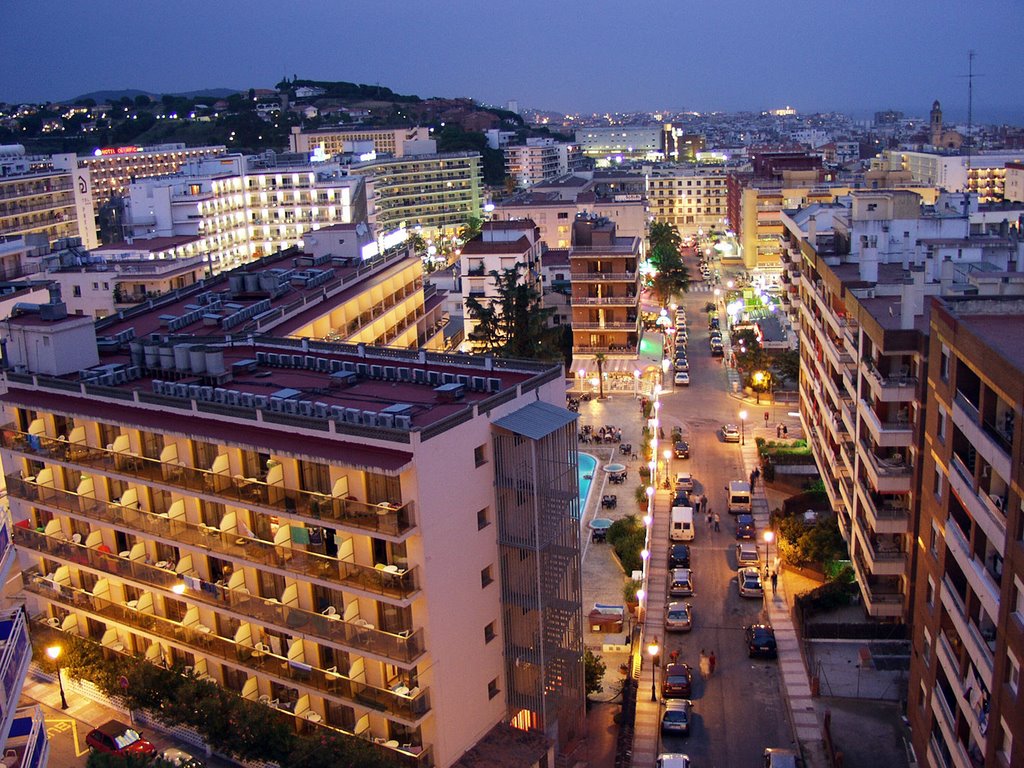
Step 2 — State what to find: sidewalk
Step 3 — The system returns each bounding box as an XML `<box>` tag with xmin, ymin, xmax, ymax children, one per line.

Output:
<box><xmin>737</xmin><ymin>437</ymin><xmax>829</xmax><ymax>768</ymax></box>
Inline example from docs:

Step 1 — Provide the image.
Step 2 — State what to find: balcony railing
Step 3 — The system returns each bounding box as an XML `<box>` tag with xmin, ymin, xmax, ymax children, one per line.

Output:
<box><xmin>4</xmin><ymin>706</ymin><xmax>48</xmax><ymax>768</ymax></box>
<box><xmin>0</xmin><ymin>608</ymin><xmax>31</xmax><ymax>722</ymax></box>
<box><xmin>571</xmin><ymin>321</ymin><xmax>637</xmax><ymax>330</ymax></box>
<box><xmin>24</xmin><ymin>570</ymin><xmax>430</xmax><ymax>722</ymax></box>
<box><xmin>0</xmin><ymin>427</ymin><xmax>414</xmax><ymax>538</ymax></box>
<box><xmin>570</xmin><ymin>272</ymin><xmax>638</xmax><ymax>282</ymax></box>
<box><xmin>570</xmin><ymin>296</ymin><xmax>637</xmax><ymax>305</ymax></box>
<box><xmin>8</xmin><ymin>477</ymin><xmax>419</xmax><ymax>602</ymax></box>
<box><xmin>14</xmin><ymin>526</ymin><xmax>423</xmax><ymax>663</ymax></box>
<box><xmin>859</xmin><ymin>441</ymin><xmax>912</xmax><ymax>477</ymax></box>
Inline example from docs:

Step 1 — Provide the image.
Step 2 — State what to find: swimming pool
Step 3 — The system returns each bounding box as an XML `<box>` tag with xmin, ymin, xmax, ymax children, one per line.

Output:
<box><xmin>578</xmin><ymin>453</ymin><xmax>597</xmax><ymax>509</ymax></box>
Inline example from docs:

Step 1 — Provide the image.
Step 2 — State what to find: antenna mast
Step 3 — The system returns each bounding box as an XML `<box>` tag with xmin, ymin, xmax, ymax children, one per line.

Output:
<box><xmin>965</xmin><ymin>51</ymin><xmax>975</xmax><ymax>181</ymax></box>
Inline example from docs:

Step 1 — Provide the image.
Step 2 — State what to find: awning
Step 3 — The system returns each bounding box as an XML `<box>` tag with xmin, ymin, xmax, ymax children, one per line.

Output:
<box><xmin>570</xmin><ymin>357</ymin><xmax>660</xmax><ymax>376</ymax></box>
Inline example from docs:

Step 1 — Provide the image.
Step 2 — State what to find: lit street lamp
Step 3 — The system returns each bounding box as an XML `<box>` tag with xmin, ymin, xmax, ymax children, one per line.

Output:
<box><xmin>46</xmin><ymin>644</ymin><xmax>68</xmax><ymax>709</ymax></box>
<box><xmin>648</xmin><ymin>636</ymin><xmax>660</xmax><ymax>701</ymax></box>
<box><xmin>739</xmin><ymin>410</ymin><xmax>748</xmax><ymax>446</ymax></box>
<box><xmin>764</xmin><ymin>530</ymin><xmax>775</xmax><ymax>581</ymax></box>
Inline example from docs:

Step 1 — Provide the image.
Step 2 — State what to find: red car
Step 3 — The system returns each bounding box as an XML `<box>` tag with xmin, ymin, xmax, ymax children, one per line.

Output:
<box><xmin>661</xmin><ymin>662</ymin><xmax>693</xmax><ymax>698</ymax></box>
<box><xmin>86</xmin><ymin>720</ymin><xmax>156</xmax><ymax>756</ymax></box>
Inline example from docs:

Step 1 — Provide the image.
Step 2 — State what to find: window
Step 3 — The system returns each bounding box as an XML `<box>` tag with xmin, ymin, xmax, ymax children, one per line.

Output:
<box><xmin>474</xmin><ymin>445</ymin><xmax>487</xmax><ymax>467</ymax></box>
<box><xmin>918</xmin><ymin>682</ymin><xmax>927</xmax><ymax>711</ymax></box>
<box><xmin>484</xmin><ymin>622</ymin><xmax>496</xmax><ymax>643</ymax></box>
<box><xmin>481</xmin><ymin>565</ymin><xmax>494</xmax><ymax>588</ymax></box>
<box><xmin>940</xmin><ymin>345</ymin><xmax>950</xmax><ymax>382</ymax></box>
<box><xmin>937</xmin><ymin>406</ymin><xmax>947</xmax><ymax>443</ymax></box>
<box><xmin>1008</xmin><ymin>650</ymin><xmax>1020</xmax><ymax>696</ymax></box>
<box><xmin>930</xmin><ymin>522</ymin><xmax>940</xmax><ymax>557</ymax></box>
<box><xmin>488</xmin><ymin>678</ymin><xmax>500</xmax><ymax>699</ymax></box>
<box><xmin>72</xmin><ymin>285</ymin><xmax>81</xmax><ymax>298</ymax></box>
<box><xmin>999</xmin><ymin>718</ymin><xmax>1012</xmax><ymax>763</ymax></box>
<box><xmin>933</xmin><ymin>466</ymin><xmax>943</xmax><ymax>499</ymax></box>
<box><xmin>1014</xmin><ymin>576</ymin><xmax>1024</xmax><ymax>625</ymax></box>
<box><xmin>477</xmin><ymin>507</ymin><xmax>490</xmax><ymax>530</ymax></box>
<box><xmin>926</xmin><ymin>576</ymin><xmax>935</xmax><ymax>609</ymax></box>
<box><xmin>922</xmin><ymin>628</ymin><xmax>932</xmax><ymax>668</ymax></box>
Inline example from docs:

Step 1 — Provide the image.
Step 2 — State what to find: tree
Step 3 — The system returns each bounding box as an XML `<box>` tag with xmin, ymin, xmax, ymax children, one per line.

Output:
<box><xmin>733</xmin><ymin>328</ymin><xmax>769</xmax><ymax>373</ymax></box>
<box><xmin>771</xmin><ymin>348</ymin><xmax>801</xmax><ymax>386</ymax></box>
<box><xmin>648</xmin><ymin>221</ymin><xmax>682</xmax><ymax>254</ymax></box>
<box><xmin>647</xmin><ymin>223</ymin><xmax>690</xmax><ymax>303</ymax></box>
<box><xmin>594</xmin><ymin>352</ymin><xmax>606</xmax><ymax>399</ymax></box>
<box><xmin>458</xmin><ymin>214</ymin><xmax>483</xmax><ymax>244</ymax></box>
<box><xmin>465</xmin><ymin>264</ymin><xmax>561</xmax><ymax>359</ymax></box>
<box><xmin>584</xmin><ymin>648</ymin><xmax>607</xmax><ymax>699</ymax></box>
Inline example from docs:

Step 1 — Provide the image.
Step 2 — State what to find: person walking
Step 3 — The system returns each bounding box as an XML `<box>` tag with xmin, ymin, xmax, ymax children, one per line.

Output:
<box><xmin>700</xmin><ymin>494</ymin><xmax>707</xmax><ymax>514</ymax></box>
<box><xmin>706</xmin><ymin>510</ymin><xmax>713</xmax><ymax>529</ymax></box>
<box><xmin>699</xmin><ymin>649</ymin><xmax>710</xmax><ymax>679</ymax></box>
<box><xmin>771</xmin><ymin>570</ymin><xmax>778</xmax><ymax>596</ymax></box>
<box><xmin>713</xmin><ymin>511</ymin><xmax>721</xmax><ymax>532</ymax></box>
<box><xmin>708</xmin><ymin>651</ymin><xmax>717</xmax><ymax>675</ymax></box>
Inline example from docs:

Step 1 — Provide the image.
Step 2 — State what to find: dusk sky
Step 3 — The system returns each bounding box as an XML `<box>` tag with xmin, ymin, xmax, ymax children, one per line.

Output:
<box><xmin>3</xmin><ymin>0</ymin><xmax>1021</xmax><ymax>122</ymax></box>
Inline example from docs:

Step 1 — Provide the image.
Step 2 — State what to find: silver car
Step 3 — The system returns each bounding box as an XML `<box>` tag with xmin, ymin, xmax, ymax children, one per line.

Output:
<box><xmin>665</xmin><ymin>601</ymin><xmax>693</xmax><ymax>632</ymax></box>
<box><xmin>738</xmin><ymin>567</ymin><xmax>763</xmax><ymax>598</ymax></box>
<box><xmin>661</xmin><ymin>699</ymin><xmax>692</xmax><ymax>735</ymax></box>
<box><xmin>668</xmin><ymin>568</ymin><xmax>694</xmax><ymax>597</ymax></box>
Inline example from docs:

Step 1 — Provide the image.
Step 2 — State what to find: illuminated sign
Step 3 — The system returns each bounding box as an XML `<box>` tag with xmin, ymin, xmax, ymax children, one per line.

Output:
<box><xmin>613</xmin><ymin>194</ymin><xmax>642</xmax><ymax>202</ymax></box>
<box><xmin>93</xmin><ymin>146</ymin><xmax>143</xmax><ymax>157</ymax></box>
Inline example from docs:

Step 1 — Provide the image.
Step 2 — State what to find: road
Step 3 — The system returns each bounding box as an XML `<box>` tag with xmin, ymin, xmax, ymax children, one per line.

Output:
<box><xmin>650</xmin><ymin>283</ymin><xmax>792</xmax><ymax>764</ymax></box>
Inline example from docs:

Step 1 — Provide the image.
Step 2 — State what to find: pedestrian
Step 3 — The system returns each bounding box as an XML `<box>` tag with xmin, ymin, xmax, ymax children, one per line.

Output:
<box><xmin>700</xmin><ymin>493</ymin><xmax>707</xmax><ymax>514</ymax></box>
<box><xmin>749</xmin><ymin>469</ymin><xmax>756</xmax><ymax>489</ymax></box>
<box><xmin>714</xmin><ymin>511</ymin><xmax>720</xmax><ymax>532</ymax></box>
<box><xmin>776</xmin><ymin>424</ymin><xmax>782</xmax><ymax>438</ymax></box>
<box><xmin>708</xmin><ymin>651</ymin><xmax>717</xmax><ymax>675</ymax></box>
<box><xmin>706</xmin><ymin>510</ymin><xmax>713</xmax><ymax>529</ymax></box>
<box><xmin>670</xmin><ymin>648</ymin><xmax>680</xmax><ymax>664</ymax></box>
<box><xmin>782</xmin><ymin>424</ymin><xmax>788</xmax><ymax>437</ymax></box>
<box><xmin>699</xmin><ymin>648</ymin><xmax>709</xmax><ymax>678</ymax></box>
<box><xmin>771</xmin><ymin>570</ymin><xmax>778</xmax><ymax>596</ymax></box>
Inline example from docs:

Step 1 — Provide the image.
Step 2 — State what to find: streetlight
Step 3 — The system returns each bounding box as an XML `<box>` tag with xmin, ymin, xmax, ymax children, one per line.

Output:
<box><xmin>648</xmin><ymin>636</ymin><xmax>660</xmax><ymax>701</ymax></box>
<box><xmin>634</xmin><ymin>369</ymin><xmax>641</xmax><ymax>399</ymax></box>
<box><xmin>739</xmin><ymin>410</ymin><xmax>748</xmax><ymax>445</ymax></box>
<box><xmin>46</xmin><ymin>644</ymin><xmax>68</xmax><ymax>709</ymax></box>
<box><xmin>663</xmin><ymin>449</ymin><xmax>673</xmax><ymax>489</ymax></box>
<box><xmin>764</xmin><ymin>530</ymin><xmax>775</xmax><ymax>581</ymax></box>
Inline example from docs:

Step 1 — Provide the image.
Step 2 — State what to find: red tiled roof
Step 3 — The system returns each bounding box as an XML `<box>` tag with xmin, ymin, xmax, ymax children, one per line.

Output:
<box><xmin>462</xmin><ymin>236</ymin><xmax>531</xmax><ymax>255</ymax></box>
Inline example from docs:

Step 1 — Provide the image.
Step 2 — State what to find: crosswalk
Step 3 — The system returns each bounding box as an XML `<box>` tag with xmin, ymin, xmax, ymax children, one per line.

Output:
<box><xmin>687</xmin><ymin>283</ymin><xmax>716</xmax><ymax>294</ymax></box>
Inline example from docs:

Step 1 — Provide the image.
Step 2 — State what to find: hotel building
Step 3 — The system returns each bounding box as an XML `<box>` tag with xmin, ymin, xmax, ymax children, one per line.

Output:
<box><xmin>908</xmin><ymin>295</ymin><xmax>1024</xmax><ymax>768</ymax></box>
<box><xmin>0</xmin><ymin>148</ymin><xmax>98</xmax><ymax>249</ymax></box>
<box><xmin>787</xmin><ymin>190</ymin><xmax>1024</xmax><ymax>620</ymax></box>
<box><xmin>644</xmin><ymin>166</ymin><xmax>728</xmax><ymax>235</ymax></box>
<box><xmin>504</xmin><ymin>140</ymin><xmax>572</xmax><ymax>190</ymax></box>
<box><xmin>348</xmin><ymin>152</ymin><xmax>483</xmax><ymax>239</ymax></box>
<box><xmin>124</xmin><ymin>155</ymin><xmax>365</xmax><ymax>273</ymax></box>
<box><xmin>872</xmin><ymin>150</ymin><xmax>1024</xmax><ymax>204</ymax></box>
<box><xmin>1</xmin><ymin>275</ymin><xmax>582</xmax><ymax>766</ymax></box>
<box><xmin>290</xmin><ymin>127</ymin><xmax>432</xmax><ymax>159</ymax></box>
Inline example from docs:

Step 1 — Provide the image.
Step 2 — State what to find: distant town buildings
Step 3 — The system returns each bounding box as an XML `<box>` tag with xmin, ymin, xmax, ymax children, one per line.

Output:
<box><xmin>504</xmin><ymin>139</ymin><xmax>572</xmax><ymax>189</ymax></box>
<box><xmin>289</xmin><ymin>126</ymin><xmax>432</xmax><ymax>159</ymax></box>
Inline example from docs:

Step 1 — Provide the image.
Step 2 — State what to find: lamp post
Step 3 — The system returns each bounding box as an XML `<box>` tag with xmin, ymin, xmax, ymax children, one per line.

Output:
<box><xmin>634</xmin><ymin>369</ymin><xmax>641</xmax><ymax>400</ymax></box>
<box><xmin>764</xmin><ymin>530</ymin><xmax>775</xmax><ymax>581</ymax></box>
<box><xmin>46</xmin><ymin>644</ymin><xmax>68</xmax><ymax>709</ymax></box>
<box><xmin>739</xmin><ymin>410</ymin><xmax>748</xmax><ymax>446</ymax></box>
<box><xmin>663</xmin><ymin>449</ymin><xmax>673</xmax><ymax>490</ymax></box>
<box><xmin>648</xmin><ymin>636</ymin><xmax>660</xmax><ymax>701</ymax></box>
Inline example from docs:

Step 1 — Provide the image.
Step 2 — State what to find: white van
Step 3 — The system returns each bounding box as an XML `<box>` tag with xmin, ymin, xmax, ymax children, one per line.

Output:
<box><xmin>669</xmin><ymin>506</ymin><xmax>695</xmax><ymax>541</ymax></box>
<box><xmin>727</xmin><ymin>480</ymin><xmax>752</xmax><ymax>514</ymax></box>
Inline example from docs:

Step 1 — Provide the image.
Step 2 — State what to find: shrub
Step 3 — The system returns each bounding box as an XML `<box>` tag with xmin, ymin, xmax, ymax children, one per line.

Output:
<box><xmin>607</xmin><ymin>515</ymin><xmax>646</xmax><ymax>574</ymax></box>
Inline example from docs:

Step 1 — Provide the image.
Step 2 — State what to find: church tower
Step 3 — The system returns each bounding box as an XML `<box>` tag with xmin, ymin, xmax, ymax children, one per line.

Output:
<box><xmin>930</xmin><ymin>100</ymin><xmax>943</xmax><ymax>147</ymax></box>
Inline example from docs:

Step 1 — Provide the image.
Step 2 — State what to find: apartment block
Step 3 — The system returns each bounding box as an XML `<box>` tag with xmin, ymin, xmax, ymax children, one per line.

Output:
<box><xmin>644</xmin><ymin>166</ymin><xmax>728</xmax><ymax>235</ymax></box>
<box><xmin>124</xmin><ymin>155</ymin><xmax>365</xmax><ymax>273</ymax></box>
<box><xmin>908</xmin><ymin>295</ymin><xmax>1024</xmax><ymax>768</ymax></box>
<box><xmin>0</xmin><ymin>148</ymin><xmax>98</xmax><ymax>249</ymax></box>
<box><xmin>788</xmin><ymin>190</ymin><xmax>1024</xmax><ymax>621</ymax></box>
<box><xmin>574</xmin><ymin>126</ymin><xmax>662</xmax><ymax>160</ymax></box>
<box><xmin>290</xmin><ymin>127</ymin><xmax>432</xmax><ymax>158</ymax></box>
<box><xmin>872</xmin><ymin>150</ymin><xmax>1024</xmax><ymax>203</ymax></box>
<box><xmin>0</xmin><ymin>286</ymin><xmax>581</xmax><ymax>766</ymax></box>
<box><xmin>460</xmin><ymin>221</ymin><xmax>543</xmax><ymax>347</ymax></box>
<box><xmin>504</xmin><ymin>139</ymin><xmax>571</xmax><ymax>189</ymax></box>
<box><xmin>569</xmin><ymin>216</ymin><xmax>641</xmax><ymax>360</ymax></box>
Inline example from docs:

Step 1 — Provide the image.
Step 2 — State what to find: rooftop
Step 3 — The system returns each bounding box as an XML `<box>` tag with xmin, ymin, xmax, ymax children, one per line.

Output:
<box><xmin>94</xmin><ymin>235</ymin><xmax>201</xmax><ymax>253</ymax></box>
<box><xmin>462</xmin><ymin>236</ymin><xmax>532</xmax><ymax>255</ymax></box>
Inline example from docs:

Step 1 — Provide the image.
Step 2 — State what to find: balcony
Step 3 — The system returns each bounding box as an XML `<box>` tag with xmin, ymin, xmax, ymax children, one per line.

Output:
<box><xmin>858</xmin><ymin>441</ymin><xmax>912</xmax><ymax>493</ymax></box>
<box><xmin>9</xmin><ymin>478</ymin><xmax>419</xmax><ymax>603</ymax></box>
<box><xmin>951</xmin><ymin>394</ymin><xmax>1011</xmax><ymax>483</ymax></box>
<box><xmin>931</xmin><ymin>695</ymin><xmax>972</xmax><ymax>768</ymax></box>
<box><xmin>15</xmin><ymin>527</ymin><xmax>423</xmax><ymax>666</ymax></box>
<box><xmin>0</xmin><ymin>608</ymin><xmax>32</xmax><ymax>736</ymax></box>
<box><xmin>862</xmin><ymin>363</ymin><xmax>917</xmax><ymax>403</ymax></box>
<box><xmin>852</xmin><ymin>566</ymin><xmax>904</xmax><ymax>618</ymax></box>
<box><xmin>570</xmin><ymin>295</ymin><xmax>638</xmax><ymax>306</ymax></box>
<box><xmin>940</xmin><ymin>577</ymin><xmax>994</xmax><ymax>685</ymax></box>
<box><xmin>0</xmin><ymin>427</ymin><xmax>414</xmax><ymax>539</ymax></box>
<box><xmin>571</xmin><ymin>321</ymin><xmax>638</xmax><ymax>331</ymax></box>
<box><xmin>854</xmin><ymin>525</ymin><xmax>908</xmax><ymax>577</ymax></box>
<box><xmin>947</xmin><ymin>455</ymin><xmax>1006</xmax><ymax>557</ymax></box>
<box><xmin>570</xmin><ymin>272</ymin><xmax>638</xmax><ymax>282</ymax></box>
<box><xmin>24</xmin><ymin>572</ymin><xmax>431</xmax><ymax>723</ymax></box>
<box><xmin>3</xmin><ymin>706</ymin><xmax>49</xmax><ymax>768</ymax></box>
<box><xmin>855</xmin><ymin>484</ymin><xmax>909</xmax><ymax>535</ymax></box>
<box><xmin>859</xmin><ymin>403</ymin><xmax>914</xmax><ymax>448</ymax></box>
<box><xmin>943</xmin><ymin>522</ymin><xmax>1000</xmax><ymax>625</ymax></box>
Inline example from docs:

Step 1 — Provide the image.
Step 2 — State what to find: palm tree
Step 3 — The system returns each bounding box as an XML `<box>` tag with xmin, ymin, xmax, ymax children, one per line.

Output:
<box><xmin>594</xmin><ymin>352</ymin><xmax>606</xmax><ymax>400</ymax></box>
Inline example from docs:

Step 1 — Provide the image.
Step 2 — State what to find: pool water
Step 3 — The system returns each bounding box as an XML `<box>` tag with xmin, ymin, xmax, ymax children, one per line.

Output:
<box><xmin>578</xmin><ymin>453</ymin><xmax>597</xmax><ymax>509</ymax></box>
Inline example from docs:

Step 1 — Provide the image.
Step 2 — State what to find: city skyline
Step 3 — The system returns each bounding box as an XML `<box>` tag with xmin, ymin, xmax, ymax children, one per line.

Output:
<box><xmin>2</xmin><ymin>0</ymin><xmax>1022</xmax><ymax>123</ymax></box>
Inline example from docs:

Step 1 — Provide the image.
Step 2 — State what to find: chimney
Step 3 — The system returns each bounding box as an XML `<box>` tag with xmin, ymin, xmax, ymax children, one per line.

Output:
<box><xmin>860</xmin><ymin>240</ymin><xmax>879</xmax><ymax>283</ymax></box>
<box><xmin>900</xmin><ymin>267</ymin><xmax>926</xmax><ymax>330</ymax></box>
<box><xmin>807</xmin><ymin>214</ymin><xmax>817</xmax><ymax>248</ymax></box>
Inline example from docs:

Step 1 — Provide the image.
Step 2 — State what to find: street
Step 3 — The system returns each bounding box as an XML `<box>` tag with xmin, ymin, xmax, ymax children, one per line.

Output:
<box><xmin>651</xmin><ymin>286</ymin><xmax>792</xmax><ymax>764</ymax></box>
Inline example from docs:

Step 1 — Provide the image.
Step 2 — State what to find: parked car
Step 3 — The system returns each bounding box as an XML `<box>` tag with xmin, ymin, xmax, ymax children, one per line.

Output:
<box><xmin>662</xmin><ymin>662</ymin><xmax>694</xmax><ymax>698</ymax></box>
<box><xmin>710</xmin><ymin>344</ymin><xmax>725</xmax><ymax>357</ymax></box>
<box><xmin>745</xmin><ymin>623</ymin><xmax>778</xmax><ymax>658</ymax></box>
<box><xmin>163</xmin><ymin>748</ymin><xmax>207</xmax><ymax>768</ymax></box>
<box><xmin>722</xmin><ymin>424</ymin><xmax>740</xmax><ymax>442</ymax></box>
<box><xmin>86</xmin><ymin>721</ymin><xmax>156</xmax><ymax>757</ymax></box>
<box><xmin>737</xmin><ymin>567</ymin><xmax>763</xmax><ymax>597</ymax></box>
<box><xmin>675</xmin><ymin>472</ymin><xmax>694</xmax><ymax>492</ymax></box>
<box><xmin>672</xmin><ymin>489</ymin><xmax>690</xmax><ymax>507</ymax></box>
<box><xmin>674</xmin><ymin>371</ymin><xmax>690</xmax><ymax>386</ymax></box>
<box><xmin>735</xmin><ymin>542</ymin><xmax>760</xmax><ymax>570</ymax></box>
<box><xmin>661</xmin><ymin>699</ymin><xmax>692</xmax><ymax>735</ymax></box>
<box><xmin>674</xmin><ymin>440</ymin><xmax>690</xmax><ymax>459</ymax></box>
<box><xmin>735</xmin><ymin>514</ymin><xmax>755</xmax><ymax>539</ymax></box>
<box><xmin>763</xmin><ymin>747</ymin><xmax>803</xmax><ymax>768</ymax></box>
<box><xmin>656</xmin><ymin>754</ymin><xmax>691</xmax><ymax>768</ymax></box>
<box><xmin>668</xmin><ymin>544</ymin><xmax>691</xmax><ymax>569</ymax></box>
<box><xmin>665</xmin><ymin>601</ymin><xmax>693</xmax><ymax>632</ymax></box>
<box><xmin>668</xmin><ymin>568</ymin><xmax>694</xmax><ymax>597</ymax></box>
<box><xmin>675</xmin><ymin>359</ymin><xmax>689</xmax><ymax>373</ymax></box>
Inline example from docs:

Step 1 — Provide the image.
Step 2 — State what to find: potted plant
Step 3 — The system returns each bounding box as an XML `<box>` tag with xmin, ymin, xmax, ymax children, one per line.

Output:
<box><xmin>623</xmin><ymin>579</ymin><xmax>642</xmax><ymax>614</ymax></box>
